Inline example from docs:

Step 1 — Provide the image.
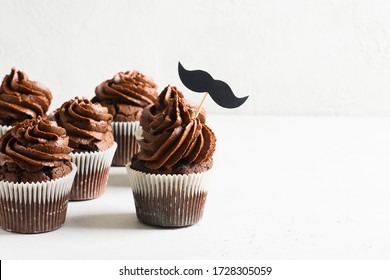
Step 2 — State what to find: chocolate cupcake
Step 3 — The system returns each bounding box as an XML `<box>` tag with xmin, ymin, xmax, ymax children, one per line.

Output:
<box><xmin>92</xmin><ymin>71</ymin><xmax>158</xmax><ymax>166</ymax></box>
<box><xmin>0</xmin><ymin>117</ymin><xmax>76</xmax><ymax>233</ymax></box>
<box><xmin>126</xmin><ymin>85</ymin><xmax>216</xmax><ymax>227</ymax></box>
<box><xmin>53</xmin><ymin>97</ymin><xmax>117</xmax><ymax>200</ymax></box>
<box><xmin>0</xmin><ymin>68</ymin><xmax>52</xmax><ymax>138</ymax></box>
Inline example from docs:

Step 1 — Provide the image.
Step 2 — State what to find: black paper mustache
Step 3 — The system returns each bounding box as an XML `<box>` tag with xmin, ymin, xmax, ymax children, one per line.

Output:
<box><xmin>178</xmin><ymin>62</ymin><xmax>249</xmax><ymax>109</ymax></box>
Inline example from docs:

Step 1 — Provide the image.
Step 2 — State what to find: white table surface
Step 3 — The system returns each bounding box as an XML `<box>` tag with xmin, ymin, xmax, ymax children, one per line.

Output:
<box><xmin>2</xmin><ymin>115</ymin><xmax>390</xmax><ymax>260</ymax></box>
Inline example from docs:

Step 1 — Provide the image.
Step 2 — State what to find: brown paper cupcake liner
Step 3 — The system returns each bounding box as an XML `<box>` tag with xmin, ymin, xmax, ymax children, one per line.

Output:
<box><xmin>0</xmin><ymin>163</ymin><xmax>77</xmax><ymax>233</ymax></box>
<box><xmin>70</xmin><ymin>142</ymin><xmax>117</xmax><ymax>200</ymax></box>
<box><xmin>126</xmin><ymin>164</ymin><xmax>211</xmax><ymax>227</ymax></box>
<box><xmin>111</xmin><ymin>121</ymin><xmax>140</xmax><ymax>166</ymax></box>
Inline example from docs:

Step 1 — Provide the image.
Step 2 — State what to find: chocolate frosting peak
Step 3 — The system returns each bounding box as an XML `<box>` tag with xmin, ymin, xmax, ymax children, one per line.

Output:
<box><xmin>0</xmin><ymin>117</ymin><xmax>72</xmax><ymax>172</ymax></box>
<box><xmin>54</xmin><ymin>97</ymin><xmax>114</xmax><ymax>152</ymax></box>
<box><xmin>137</xmin><ymin>85</ymin><xmax>216</xmax><ymax>171</ymax></box>
<box><xmin>95</xmin><ymin>70</ymin><xmax>157</xmax><ymax>107</ymax></box>
<box><xmin>0</xmin><ymin>68</ymin><xmax>52</xmax><ymax>126</ymax></box>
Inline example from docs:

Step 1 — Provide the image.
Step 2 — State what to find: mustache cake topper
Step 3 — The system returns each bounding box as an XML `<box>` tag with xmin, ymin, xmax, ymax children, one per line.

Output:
<box><xmin>178</xmin><ymin>62</ymin><xmax>249</xmax><ymax>111</ymax></box>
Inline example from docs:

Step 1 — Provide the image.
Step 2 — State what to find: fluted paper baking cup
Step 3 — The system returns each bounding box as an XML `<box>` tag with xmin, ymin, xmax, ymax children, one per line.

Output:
<box><xmin>0</xmin><ymin>125</ymin><xmax>12</xmax><ymax>228</ymax></box>
<box><xmin>126</xmin><ymin>164</ymin><xmax>212</xmax><ymax>227</ymax></box>
<box><xmin>70</xmin><ymin>142</ymin><xmax>117</xmax><ymax>200</ymax></box>
<box><xmin>111</xmin><ymin>121</ymin><xmax>140</xmax><ymax>166</ymax></box>
<box><xmin>0</xmin><ymin>163</ymin><xmax>77</xmax><ymax>233</ymax></box>
<box><xmin>0</xmin><ymin>125</ymin><xmax>12</xmax><ymax>138</ymax></box>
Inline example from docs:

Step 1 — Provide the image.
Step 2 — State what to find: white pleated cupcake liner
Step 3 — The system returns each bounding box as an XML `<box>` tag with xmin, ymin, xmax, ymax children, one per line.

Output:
<box><xmin>0</xmin><ymin>125</ymin><xmax>12</xmax><ymax>138</ymax></box>
<box><xmin>70</xmin><ymin>142</ymin><xmax>117</xmax><ymax>200</ymax></box>
<box><xmin>0</xmin><ymin>163</ymin><xmax>77</xmax><ymax>233</ymax></box>
<box><xmin>111</xmin><ymin>121</ymin><xmax>140</xmax><ymax>166</ymax></box>
<box><xmin>126</xmin><ymin>163</ymin><xmax>212</xmax><ymax>227</ymax></box>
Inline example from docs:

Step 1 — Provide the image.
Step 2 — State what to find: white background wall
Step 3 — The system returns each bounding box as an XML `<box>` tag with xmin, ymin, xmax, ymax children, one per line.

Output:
<box><xmin>1</xmin><ymin>0</ymin><xmax>390</xmax><ymax>116</ymax></box>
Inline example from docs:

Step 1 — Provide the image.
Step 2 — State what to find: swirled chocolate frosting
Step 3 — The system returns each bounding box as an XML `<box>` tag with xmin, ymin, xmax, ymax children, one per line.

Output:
<box><xmin>0</xmin><ymin>117</ymin><xmax>73</xmax><ymax>183</ymax></box>
<box><xmin>0</xmin><ymin>68</ymin><xmax>52</xmax><ymax>126</ymax></box>
<box><xmin>92</xmin><ymin>71</ymin><xmax>158</xmax><ymax>122</ymax></box>
<box><xmin>132</xmin><ymin>85</ymin><xmax>216</xmax><ymax>174</ymax></box>
<box><xmin>54</xmin><ymin>97</ymin><xmax>114</xmax><ymax>153</ymax></box>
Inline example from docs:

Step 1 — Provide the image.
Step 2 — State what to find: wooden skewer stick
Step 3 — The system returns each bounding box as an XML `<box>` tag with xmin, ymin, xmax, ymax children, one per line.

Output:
<box><xmin>195</xmin><ymin>92</ymin><xmax>209</xmax><ymax>117</ymax></box>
